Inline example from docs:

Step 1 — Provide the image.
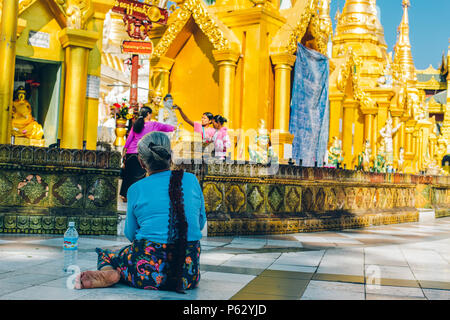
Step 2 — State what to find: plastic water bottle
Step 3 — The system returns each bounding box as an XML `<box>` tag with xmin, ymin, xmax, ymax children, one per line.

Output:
<box><xmin>63</xmin><ymin>221</ymin><xmax>79</xmax><ymax>273</ymax></box>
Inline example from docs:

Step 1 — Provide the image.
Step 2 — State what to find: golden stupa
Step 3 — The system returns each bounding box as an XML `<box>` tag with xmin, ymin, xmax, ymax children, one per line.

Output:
<box><xmin>328</xmin><ymin>0</ymin><xmax>449</xmax><ymax>174</ymax></box>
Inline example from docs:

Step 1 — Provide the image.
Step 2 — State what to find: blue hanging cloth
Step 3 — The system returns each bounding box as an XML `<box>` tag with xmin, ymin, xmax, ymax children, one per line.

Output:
<box><xmin>289</xmin><ymin>43</ymin><xmax>330</xmax><ymax>167</ymax></box>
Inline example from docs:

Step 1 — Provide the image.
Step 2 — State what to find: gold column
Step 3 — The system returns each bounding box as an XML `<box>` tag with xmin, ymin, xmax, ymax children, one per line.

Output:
<box><xmin>416</xmin><ymin>130</ymin><xmax>422</xmax><ymax>171</ymax></box>
<box><xmin>363</xmin><ymin>114</ymin><xmax>373</xmax><ymax>144</ymax></box>
<box><xmin>59</xmin><ymin>28</ymin><xmax>99</xmax><ymax>150</ymax></box>
<box><xmin>212</xmin><ymin>49</ymin><xmax>240</xmax><ymax>125</ymax></box>
<box><xmin>328</xmin><ymin>93</ymin><xmax>345</xmax><ymax>143</ymax></box>
<box><xmin>270</xmin><ymin>53</ymin><xmax>296</xmax><ymax>133</ymax></box>
<box><xmin>411</xmin><ymin>121</ymin><xmax>420</xmax><ymax>173</ymax></box>
<box><xmin>399</xmin><ymin>114</ymin><xmax>408</xmax><ymax>155</ymax></box>
<box><xmin>404</xmin><ymin>125</ymin><xmax>414</xmax><ymax>173</ymax></box>
<box><xmin>84</xmin><ymin>3</ymin><xmax>112</xmax><ymax>150</ymax></box>
<box><xmin>342</xmin><ymin>100</ymin><xmax>358</xmax><ymax>168</ymax></box>
<box><xmin>150</xmin><ymin>56</ymin><xmax>175</xmax><ymax>98</ymax></box>
<box><xmin>0</xmin><ymin>0</ymin><xmax>19</xmax><ymax>144</ymax></box>
<box><xmin>393</xmin><ymin>117</ymin><xmax>400</xmax><ymax>164</ymax></box>
<box><xmin>416</xmin><ymin>120</ymin><xmax>432</xmax><ymax>172</ymax></box>
<box><xmin>390</xmin><ymin>108</ymin><xmax>403</xmax><ymax>168</ymax></box>
<box><xmin>360</xmin><ymin>105</ymin><xmax>377</xmax><ymax>162</ymax></box>
<box><xmin>429</xmin><ymin>134</ymin><xmax>437</xmax><ymax>161</ymax></box>
<box><xmin>270</xmin><ymin>53</ymin><xmax>296</xmax><ymax>162</ymax></box>
<box><xmin>371</xmin><ymin>114</ymin><xmax>378</xmax><ymax>159</ymax></box>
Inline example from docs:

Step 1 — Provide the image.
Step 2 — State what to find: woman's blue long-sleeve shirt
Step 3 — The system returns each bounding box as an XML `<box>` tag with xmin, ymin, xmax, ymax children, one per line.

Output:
<box><xmin>124</xmin><ymin>171</ymin><xmax>206</xmax><ymax>243</ymax></box>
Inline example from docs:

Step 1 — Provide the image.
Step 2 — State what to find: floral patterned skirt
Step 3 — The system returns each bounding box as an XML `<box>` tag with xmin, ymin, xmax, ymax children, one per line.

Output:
<box><xmin>95</xmin><ymin>239</ymin><xmax>201</xmax><ymax>291</ymax></box>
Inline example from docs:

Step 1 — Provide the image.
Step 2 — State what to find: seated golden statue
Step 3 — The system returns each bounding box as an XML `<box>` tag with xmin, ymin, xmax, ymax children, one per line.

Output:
<box><xmin>11</xmin><ymin>86</ymin><xmax>44</xmax><ymax>140</ymax></box>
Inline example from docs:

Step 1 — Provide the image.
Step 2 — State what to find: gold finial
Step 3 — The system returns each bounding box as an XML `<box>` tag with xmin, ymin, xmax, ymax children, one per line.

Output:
<box><xmin>318</xmin><ymin>0</ymin><xmax>331</xmax><ymax>14</ymax></box>
<box><xmin>334</xmin><ymin>9</ymin><xmax>341</xmax><ymax>23</ymax></box>
<box><xmin>368</xmin><ymin>0</ymin><xmax>387</xmax><ymax>49</ymax></box>
<box><xmin>393</xmin><ymin>0</ymin><xmax>416</xmax><ymax>85</ymax></box>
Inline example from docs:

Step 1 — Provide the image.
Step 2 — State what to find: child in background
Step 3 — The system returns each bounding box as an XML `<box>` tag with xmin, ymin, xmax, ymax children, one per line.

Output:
<box><xmin>212</xmin><ymin>115</ymin><xmax>230</xmax><ymax>160</ymax></box>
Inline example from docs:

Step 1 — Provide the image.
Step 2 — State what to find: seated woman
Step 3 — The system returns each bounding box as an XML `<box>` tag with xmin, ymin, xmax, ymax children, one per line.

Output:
<box><xmin>212</xmin><ymin>115</ymin><xmax>231</xmax><ymax>160</ymax></box>
<box><xmin>120</xmin><ymin>106</ymin><xmax>175</xmax><ymax>202</ymax></box>
<box><xmin>76</xmin><ymin>131</ymin><xmax>207</xmax><ymax>293</ymax></box>
<box><xmin>175</xmin><ymin>106</ymin><xmax>215</xmax><ymax>143</ymax></box>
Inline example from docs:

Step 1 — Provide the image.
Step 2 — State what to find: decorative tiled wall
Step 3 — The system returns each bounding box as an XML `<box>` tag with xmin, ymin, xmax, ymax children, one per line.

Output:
<box><xmin>175</xmin><ymin>161</ymin><xmax>450</xmax><ymax>236</ymax></box>
<box><xmin>0</xmin><ymin>145</ymin><xmax>121</xmax><ymax>235</ymax></box>
<box><xmin>0</xmin><ymin>147</ymin><xmax>449</xmax><ymax>236</ymax></box>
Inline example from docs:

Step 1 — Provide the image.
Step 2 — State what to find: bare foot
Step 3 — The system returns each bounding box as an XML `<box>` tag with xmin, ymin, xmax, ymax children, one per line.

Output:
<box><xmin>75</xmin><ymin>270</ymin><xmax>121</xmax><ymax>289</ymax></box>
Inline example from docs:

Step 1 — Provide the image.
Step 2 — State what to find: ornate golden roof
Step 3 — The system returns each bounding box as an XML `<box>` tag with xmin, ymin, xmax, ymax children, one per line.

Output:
<box><xmin>270</xmin><ymin>0</ymin><xmax>318</xmax><ymax>55</ymax></box>
<box><xmin>417</xmin><ymin>64</ymin><xmax>441</xmax><ymax>75</ymax></box>
<box><xmin>152</xmin><ymin>0</ymin><xmax>241</xmax><ymax>60</ymax></box>
<box><xmin>369</xmin><ymin>0</ymin><xmax>387</xmax><ymax>49</ymax></box>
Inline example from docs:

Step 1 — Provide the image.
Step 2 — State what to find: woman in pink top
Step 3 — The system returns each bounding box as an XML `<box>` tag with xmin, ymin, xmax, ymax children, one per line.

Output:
<box><xmin>175</xmin><ymin>106</ymin><xmax>216</xmax><ymax>143</ymax></box>
<box><xmin>212</xmin><ymin>115</ymin><xmax>231</xmax><ymax>160</ymax></box>
<box><xmin>120</xmin><ymin>106</ymin><xmax>175</xmax><ymax>202</ymax></box>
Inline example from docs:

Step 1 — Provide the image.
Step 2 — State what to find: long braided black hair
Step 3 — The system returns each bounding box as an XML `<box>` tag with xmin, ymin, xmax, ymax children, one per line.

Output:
<box><xmin>167</xmin><ymin>170</ymin><xmax>188</xmax><ymax>293</ymax></box>
<box><xmin>137</xmin><ymin>132</ymin><xmax>188</xmax><ymax>293</ymax></box>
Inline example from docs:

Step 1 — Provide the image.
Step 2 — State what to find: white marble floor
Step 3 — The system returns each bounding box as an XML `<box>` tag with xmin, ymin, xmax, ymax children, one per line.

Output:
<box><xmin>0</xmin><ymin>217</ymin><xmax>449</xmax><ymax>300</ymax></box>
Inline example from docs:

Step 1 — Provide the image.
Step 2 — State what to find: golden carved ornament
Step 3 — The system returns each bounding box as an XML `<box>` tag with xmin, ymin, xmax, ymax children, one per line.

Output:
<box><xmin>285</xmin><ymin>0</ymin><xmax>317</xmax><ymax>55</ymax></box>
<box><xmin>153</xmin><ymin>0</ymin><xmax>231</xmax><ymax>59</ymax></box>
<box><xmin>188</xmin><ymin>0</ymin><xmax>229</xmax><ymax>50</ymax></box>
<box><xmin>316</xmin><ymin>0</ymin><xmax>332</xmax><ymax>55</ymax></box>
<box><xmin>309</xmin><ymin>1</ymin><xmax>332</xmax><ymax>57</ymax></box>
<box><xmin>152</xmin><ymin>7</ymin><xmax>191</xmax><ymax>59</ymax></box>
<box><xmin>18</xmin><ymin>0</ymin><xmax>36</xmax><ymax>14</ymax></box>
<box><xmin>53</xmin><ymin>0</ymin><xmax>94</xmax><ymax>30</ymax></box>
<box><xmin>337</xmin><ymin>49</ymin><xmax>375</xmax><ymax>110</ymax></box>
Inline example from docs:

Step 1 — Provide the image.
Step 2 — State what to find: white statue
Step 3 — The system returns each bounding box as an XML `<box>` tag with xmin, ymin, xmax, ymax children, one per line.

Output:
<box><xmin>157</xmin><ymin>94</ymin><xmax>178</xmax><ymax>127</ymax></box>
<box><xmin>379</xmin><ymin>115</ymin><xmax>402</xmax><ymax>166</ymax></box>
<box><xmin>398</xmin><ymin>147</ymin><xmax>405</xmax><ymax>172</ymax></box>
<box><xmin>157</xmin><ymin>93</ymin><xmax>180</xmax><ymax>140</ymax></box>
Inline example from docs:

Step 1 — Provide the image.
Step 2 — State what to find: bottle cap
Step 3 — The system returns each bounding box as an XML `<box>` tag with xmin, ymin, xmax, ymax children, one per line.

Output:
<box><xmin>68</xmin><ymin>222</ymin><xmax>75</xmax><ymax>227</ymax></box>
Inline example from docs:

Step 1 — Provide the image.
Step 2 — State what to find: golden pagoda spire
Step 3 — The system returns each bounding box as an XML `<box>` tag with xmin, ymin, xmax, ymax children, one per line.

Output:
<box><xmin>393</xmin><ymin>0</ymin><xmax>417</xmax><ymax>85</ymax></box>
<box><xmin>317</xmin><ymin>0</ymin><xmax>332</xmax><ymax>55</ymax></box>
<box><xmin>332</xmin><ymin>0</ymin><xmax>385</xmax><ymax>85</ymax></box>
<box><xmin>368</xmin><ymin>0</ymin><xmax>387</xmax><ymax>50</ymax></box>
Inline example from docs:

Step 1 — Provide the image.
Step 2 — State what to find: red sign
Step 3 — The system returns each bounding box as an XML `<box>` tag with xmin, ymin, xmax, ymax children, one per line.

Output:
<box><xmin>122</xmin><ymin>40</ymin><xmax>153</xmax><ymax>55</ymax></box>
<box><xmin>112</xmin><ymin>0</ymin><xmax>168</xmax><ymax>25</ymax></box>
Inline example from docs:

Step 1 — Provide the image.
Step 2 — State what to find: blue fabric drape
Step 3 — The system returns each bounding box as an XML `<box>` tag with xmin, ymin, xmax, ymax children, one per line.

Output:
<box><xmin>289</xmin><ymin>43</ymin><xmax>329</xmax><ymax>167</ymax></box>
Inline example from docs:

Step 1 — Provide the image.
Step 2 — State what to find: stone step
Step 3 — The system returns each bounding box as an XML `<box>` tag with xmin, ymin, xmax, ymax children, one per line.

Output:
<box><xmin>417</xmin><ymin>209</ymin><xmax>436</xmax><ymax>223</ymax></box>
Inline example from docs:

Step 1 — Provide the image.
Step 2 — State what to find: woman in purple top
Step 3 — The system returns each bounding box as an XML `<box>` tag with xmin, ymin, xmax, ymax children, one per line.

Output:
<box><xmin>120</xmin><ymin>106</ymin><xmax>175</xmax><ymax>202</ymax></box>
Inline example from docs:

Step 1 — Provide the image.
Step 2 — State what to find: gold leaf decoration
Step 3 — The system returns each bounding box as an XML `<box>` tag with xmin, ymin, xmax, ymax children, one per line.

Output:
<box><xmin>153</xmin><ymin>0</ymin><xmax>230</xmax><ymax>59</ymax></box>
<box><xmin>337</xmin><ymin>49</ymin><xmax>375</xmax><ymax>109</ymax></box>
